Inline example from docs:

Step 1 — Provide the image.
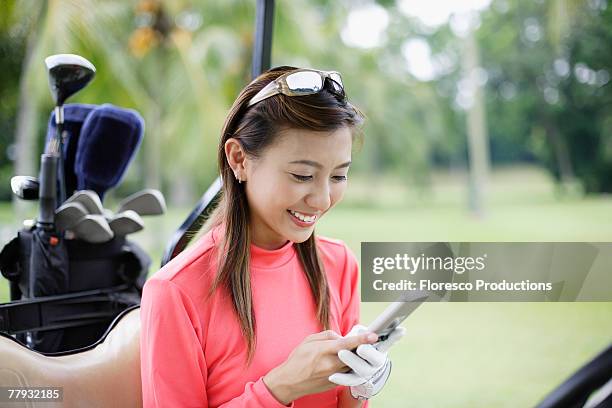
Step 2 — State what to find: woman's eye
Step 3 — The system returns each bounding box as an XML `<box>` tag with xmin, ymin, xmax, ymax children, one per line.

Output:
<box><xmin>290</xmin><ymin>174</ymin><xmax>348</xmax><ymax>182</ymax></box>
<box><xmin>291</xmin><ymin>174</ymin><xmax>312</xmax><ymax>182</ymax></box>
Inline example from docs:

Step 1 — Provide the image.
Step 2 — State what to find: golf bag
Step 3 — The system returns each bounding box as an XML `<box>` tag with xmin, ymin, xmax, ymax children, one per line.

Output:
<box><xmin>0</xmin><ymin>103</ymin><xmax>151</xmax><ymax>353</ymax></box>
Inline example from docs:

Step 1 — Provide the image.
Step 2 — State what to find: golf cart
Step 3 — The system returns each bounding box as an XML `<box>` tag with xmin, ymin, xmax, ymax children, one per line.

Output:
<box><xmin>0</xmin><ymin>0</ymin><xmax>610</xmax><ymax>406</ymax></box>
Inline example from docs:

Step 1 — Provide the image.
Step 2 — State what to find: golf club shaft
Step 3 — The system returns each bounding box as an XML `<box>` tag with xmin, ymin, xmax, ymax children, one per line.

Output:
<box><xmin>55</xmin><ymin>106</ymin><xmax>66</xmax><ymax>204</ymax></box>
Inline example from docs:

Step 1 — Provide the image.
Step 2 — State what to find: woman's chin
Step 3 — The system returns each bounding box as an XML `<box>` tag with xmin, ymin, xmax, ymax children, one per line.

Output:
<box><xmin>284</xmin><ymin>225</ymin><xmax>315</xmax><ymax>243</ymax></box>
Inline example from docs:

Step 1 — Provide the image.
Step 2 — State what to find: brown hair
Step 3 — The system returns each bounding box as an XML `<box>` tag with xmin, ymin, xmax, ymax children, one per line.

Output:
<box><xmin>204</xmin><ymin>66</ymin><xmax>364</xmax><ymax>365</ymax></box>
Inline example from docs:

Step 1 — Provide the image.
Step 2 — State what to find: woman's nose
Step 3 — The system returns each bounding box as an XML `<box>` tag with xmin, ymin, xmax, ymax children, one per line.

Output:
<box><xmin>305</xmin><ymin>181</ymin><xmax>332</xmax><ymax>212</ymax></box>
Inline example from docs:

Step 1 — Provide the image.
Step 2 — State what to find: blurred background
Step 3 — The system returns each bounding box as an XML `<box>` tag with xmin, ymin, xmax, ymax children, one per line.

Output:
<box><xmin>0</xmin><ymin>0</ymin><xmax>611</xmax><ymax>406</ymax></box>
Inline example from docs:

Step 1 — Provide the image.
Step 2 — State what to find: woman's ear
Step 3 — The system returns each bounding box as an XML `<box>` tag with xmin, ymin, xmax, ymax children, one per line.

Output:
<box><xmin>225</xmin><ymin>138</ymin><xmax>247</xmax><ymax>180</ymax></box>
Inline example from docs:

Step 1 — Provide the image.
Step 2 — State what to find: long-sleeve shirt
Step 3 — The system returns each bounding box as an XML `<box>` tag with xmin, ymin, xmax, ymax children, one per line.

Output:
<box><xmin>140</xmin><ymin>223</ymin><xmax>369</xmax><ymax>407</ymax></box>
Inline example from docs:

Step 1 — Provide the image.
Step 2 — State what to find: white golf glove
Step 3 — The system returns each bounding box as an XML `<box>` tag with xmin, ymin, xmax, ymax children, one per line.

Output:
<box><xmin>328</xmin><ymin>324</ymin><xmax>406</xmax><ymax>400</ymax></box>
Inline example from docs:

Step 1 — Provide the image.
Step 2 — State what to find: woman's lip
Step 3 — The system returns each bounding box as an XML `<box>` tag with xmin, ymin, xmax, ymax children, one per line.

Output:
<box><xmin>287</xmin><ymin>209</ymin><xmax>318</xmax><ymax>216</ymax></box>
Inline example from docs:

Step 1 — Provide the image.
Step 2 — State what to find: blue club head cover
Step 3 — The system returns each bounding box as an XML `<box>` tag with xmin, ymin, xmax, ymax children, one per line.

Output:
<box><xmin>46</xmin><ymin>104</ymin><xmax>97</xmax><ymax>199</ymax></box>
<box><xmin>75</xmin><ymin>104</ymin><xmax>144</xmax><ymax>201</ymax></box>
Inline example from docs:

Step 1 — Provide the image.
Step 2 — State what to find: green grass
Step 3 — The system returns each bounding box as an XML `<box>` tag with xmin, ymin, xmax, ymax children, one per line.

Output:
<box><xmin>1</xmin><ymin>165</ymin><xmax>611</xmax><ymax>407</ymax></box>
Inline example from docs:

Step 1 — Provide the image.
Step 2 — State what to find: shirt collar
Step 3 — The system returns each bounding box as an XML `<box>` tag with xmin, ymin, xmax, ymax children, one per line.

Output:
<box><xmin>211</xmin><ymin>224</ymin><xmax>296</xmax><ymax>269</ymax></box>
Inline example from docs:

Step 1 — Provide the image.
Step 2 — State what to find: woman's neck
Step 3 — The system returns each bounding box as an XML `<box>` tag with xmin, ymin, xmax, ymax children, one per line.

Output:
<box><xmin>249</xmin><ymin>221</ymin><xmax>290</xmax><ymax>250</ymax></box>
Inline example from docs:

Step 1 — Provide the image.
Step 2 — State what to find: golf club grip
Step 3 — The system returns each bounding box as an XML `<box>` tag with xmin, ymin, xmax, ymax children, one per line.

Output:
<box><xmin>38</xmin><ymin>153</ymin><xmax>58</xmax><ymax>227</ymax></box>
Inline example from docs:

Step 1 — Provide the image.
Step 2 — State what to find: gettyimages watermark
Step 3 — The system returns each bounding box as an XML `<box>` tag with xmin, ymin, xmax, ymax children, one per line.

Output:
<box><xmin>361</xmin><ymin>242</ymin><xmax>612</xmax><ymax>302</ymax></box>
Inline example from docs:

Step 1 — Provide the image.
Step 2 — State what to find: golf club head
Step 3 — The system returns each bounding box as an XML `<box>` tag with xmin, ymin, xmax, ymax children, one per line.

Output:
<box><xmin>55</xmin><ymin>201</ymin><xmax>88</xmax><ymax>231</ymax></box>
<box><xmin>117</xmin><ymin>189</ymin><xmax>166</xmax><ymax>216</ymax></box>
<box><xmin>108</xmin><ymin>210</ymin><xmax>144</xmax><ymax>236</ymax></box>
<box><xmin>45</xmin><ymin>54</ymin><xmax>96</xmax><ymax>106</ymax></box>
<box><xmin>71</xmin><ymin>214</ymin><xmax>113</xmax><ymax>244</ymax></box>
<box><xmin>10</xmin><ymin>176</ymin><xmax>39</xmax><ymax>200</ymax></box>
<box><xmin>65</xmin><ymin>190</ymin><xmax>104</xmax><ymax>215</ymax></box>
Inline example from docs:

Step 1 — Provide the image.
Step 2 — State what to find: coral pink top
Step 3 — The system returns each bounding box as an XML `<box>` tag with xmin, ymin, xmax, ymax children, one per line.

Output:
<box><xmin>140</xmin><ymin>224</ymin><xmax>368</xmax><ymax>407</ymax></box>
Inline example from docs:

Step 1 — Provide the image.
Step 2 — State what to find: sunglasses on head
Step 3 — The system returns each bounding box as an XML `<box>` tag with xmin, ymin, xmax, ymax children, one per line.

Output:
<box><xmin>247</xmin><ymin>69</ymin><xmax>345</xmax><ymax>107</ymax></box>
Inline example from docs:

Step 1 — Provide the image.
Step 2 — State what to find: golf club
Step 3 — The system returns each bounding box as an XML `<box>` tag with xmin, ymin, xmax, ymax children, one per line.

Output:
<box><xmin>44</xmin><ymin>54</ymin><xmax>96</xmax><ymax>205</ymax></box>
<box><xmin>117</xmin><ymin>189</ymin><xmax>166</xmax><ymax>216</ymax></box>
<box><xmin>74</xmin><ymin>104</ymin><xmax>144</xmax><ymax>201</ymax></box>
<box><xmin>108</xmin><ymin>210</ymin><xmax>145</xmax><ymax>237</ymax></box>
<box><xmin>71</xmin><ymin>214</ymin><xmax>113</xmax><ymax>244</ymax></box>
<box><xmin>55</xmin><ymin>202</ymin><xmax>88</xmax><ymax>231</ymax></box>
<box><xmin>10</xmin><ymin>176</ymin><xmax>39</xmax><ymax>200</ymax></box>
<box><xmin>65</xmin><ymin>190</ymin><xmax>104</xmax><ymax>215</ymax></box>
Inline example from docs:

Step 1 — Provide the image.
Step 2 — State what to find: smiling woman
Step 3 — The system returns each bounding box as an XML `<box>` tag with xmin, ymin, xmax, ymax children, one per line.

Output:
<box><xmin>139</xmin><ymin>66</ymin><xmax>406</xmax><ymax>408</ymax></box>
<box><xmin>141</xmin><ymin>67</ymin><xmax>406</xmax><ymax>408</ymax></box>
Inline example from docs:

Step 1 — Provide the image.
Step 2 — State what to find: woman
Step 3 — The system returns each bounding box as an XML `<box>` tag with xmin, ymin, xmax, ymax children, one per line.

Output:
<box><xmin>140</xmin><ymin>66</ymin><xmax>405</xmax><ymax>407</ymax></box>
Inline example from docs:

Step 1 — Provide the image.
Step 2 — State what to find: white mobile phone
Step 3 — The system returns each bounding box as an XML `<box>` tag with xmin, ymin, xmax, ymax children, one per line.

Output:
<box><xmin>367</xmin><ymin>291</ymin><xmax>429</xmax><ymax>342</ymax></box>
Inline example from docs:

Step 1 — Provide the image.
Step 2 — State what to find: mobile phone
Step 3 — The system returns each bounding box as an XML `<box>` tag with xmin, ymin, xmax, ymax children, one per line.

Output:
<box><xmin>367</xmin><ymin>291</ymin><xmax>428</xmax><ymax>342</ymax></box>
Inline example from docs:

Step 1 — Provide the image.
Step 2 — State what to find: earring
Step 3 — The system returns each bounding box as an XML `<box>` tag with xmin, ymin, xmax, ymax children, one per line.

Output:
<box><xmin>234</xmin><ymin>172</ymin><xmax>242</xmax><ymax>184</ymax></box>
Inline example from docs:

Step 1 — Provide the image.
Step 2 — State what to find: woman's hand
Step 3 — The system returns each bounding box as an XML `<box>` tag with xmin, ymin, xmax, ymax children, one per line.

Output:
<box><xmin>328</xmin><ymin>324</ymin><xmax>406</xmax><ymax>400</ymax></box>
<box><xmin>263</xmin><ymin>329</ymin><xmax>379</xmax><ymax>405</ymax></box>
